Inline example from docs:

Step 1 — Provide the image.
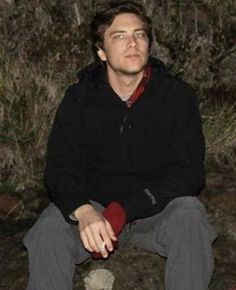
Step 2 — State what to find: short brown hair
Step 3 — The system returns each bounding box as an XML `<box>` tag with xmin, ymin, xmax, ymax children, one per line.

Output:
<box><xmin>91</xmin><ymin>1</ymin><xmax>153</xmax><ymax>50</ymax></box>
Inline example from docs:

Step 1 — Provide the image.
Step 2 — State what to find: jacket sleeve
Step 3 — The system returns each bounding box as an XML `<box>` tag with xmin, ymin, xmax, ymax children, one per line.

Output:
<box><xmin>44</xmin><ymin>84</ymin><xmax>90</xmax><ymax>223</ymax></box>
<box><xmin>117</xmin><ymin>83</ymin><xmax>206</xmax><ymax>222</ymax></box>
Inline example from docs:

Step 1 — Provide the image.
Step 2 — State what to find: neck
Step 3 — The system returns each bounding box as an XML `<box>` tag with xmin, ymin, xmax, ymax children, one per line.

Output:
<box><xmin>107</xmin><ymin>68</ymin><xmax>144</xmax><ymax>101</ymax></box>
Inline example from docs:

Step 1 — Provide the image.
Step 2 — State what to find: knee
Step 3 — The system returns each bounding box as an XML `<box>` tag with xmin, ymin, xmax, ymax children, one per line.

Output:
<box><xmin>23</xmin><ymin>204</ymin><xmax>70</xmax><ymax>250</ymax></box>
<box><xmin>178</xmin><ymin>207</ymin><xmax>205</xmax><ymax>225</ymax></box>
<box><xmin>167</xmin><ymin>208</ymin><xmax>216</xmax><ymax>244</ymax></box>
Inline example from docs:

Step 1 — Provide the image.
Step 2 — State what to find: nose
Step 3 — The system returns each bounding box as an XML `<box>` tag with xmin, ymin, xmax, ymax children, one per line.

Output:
<box><xmin>127</xmin><ymin>35</ymin><xmax>137</xmax><ymax>47</ymax></box>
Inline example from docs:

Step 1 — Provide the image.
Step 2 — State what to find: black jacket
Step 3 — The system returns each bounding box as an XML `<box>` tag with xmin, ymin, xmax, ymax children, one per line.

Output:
<box><xmin>44</xmin><ymin>57</ymin><xmax>205</xmax><ymax>223</ymax></box>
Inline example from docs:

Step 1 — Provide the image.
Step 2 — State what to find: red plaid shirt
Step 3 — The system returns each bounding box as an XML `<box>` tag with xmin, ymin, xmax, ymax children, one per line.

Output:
<box><xmin>126</xmin><ymin>65</ymin><xmax>151</xmax><ymax>107</ymax></box>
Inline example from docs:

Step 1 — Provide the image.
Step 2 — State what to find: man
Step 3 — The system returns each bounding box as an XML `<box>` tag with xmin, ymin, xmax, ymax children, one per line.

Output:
<box><xmin>23</xmin><ymin>1</ymin><xmax>217</xmax><ymax>289</ymax></box>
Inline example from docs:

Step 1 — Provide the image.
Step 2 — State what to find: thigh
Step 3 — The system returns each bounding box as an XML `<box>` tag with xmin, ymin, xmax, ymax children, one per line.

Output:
<box><xmin>160</xmin><ymin>196</ymin><xmax>217</xmax><ymax>246</ymax></box>
<box><xmin>23</xmin><ymin>203</ymin><xmax>90</xmax><ymax>264</ymax></box>
<box><xmin>23</xmin><ymin>203</ymin><xmax>73</xmax><ymax>240</ymax></box>
<box><xmin>121</xmin><ymin>196</ymin><xmax>216</xmax><ymax>256</ymax></box>
<box><xmin>24</xmin><ymin>201</ymin><xmax>105</xmax><ymax>241</ymax></box>
<box><xmin>119</xmin><ymin>209</ymin><xmax>166</xmax><ymax>255</ymax></box>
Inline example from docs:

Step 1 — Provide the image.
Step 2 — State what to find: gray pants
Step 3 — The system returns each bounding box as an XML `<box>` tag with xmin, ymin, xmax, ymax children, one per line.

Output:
<box><xmin>23</xmin><ymin>197</ymin><xmax>217</xmax><ymax>290</ymax></box>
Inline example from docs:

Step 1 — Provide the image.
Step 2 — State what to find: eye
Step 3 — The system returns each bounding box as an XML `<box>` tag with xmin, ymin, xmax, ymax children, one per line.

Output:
<box><xmin>135</xmin><ymin>31</ymin><xmax>147</xmax><ymax>39</ymax></box>
<box><xmin>113</xmin><ymin>33</ymin><xmax>125</xmax><ymax>40</ymax></box>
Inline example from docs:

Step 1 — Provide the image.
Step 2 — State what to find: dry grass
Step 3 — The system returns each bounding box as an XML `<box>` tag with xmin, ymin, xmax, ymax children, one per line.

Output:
<box><xmin>0</xmin><ymin>0</ymin><xmax>92</xmax><ymax>191</ymax></box>
<box><xmin>202</xmin><ymin>102</ymin><xmax>236</xmax><ymax>170</ymax></box>
<box><xmin>1</xmin><ymin>57</ymin><xmax>61</xmax><ymax>190</ymax></box>
<box><xmin>151</xmin><ymin>0</ymin><xmax>236</xmax><ymax>100</ymax></box>
<box><xmin>0</xmin><ymin>0</ymin><xmax>235</xmax><ymax>192</ymax></box>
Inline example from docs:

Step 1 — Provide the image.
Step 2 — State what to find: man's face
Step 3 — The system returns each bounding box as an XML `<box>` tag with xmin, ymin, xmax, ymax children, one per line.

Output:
<box><xmin>97</xmin><ymin>13</ymin><xmax>149</xmax><ymax>76</ymax></box>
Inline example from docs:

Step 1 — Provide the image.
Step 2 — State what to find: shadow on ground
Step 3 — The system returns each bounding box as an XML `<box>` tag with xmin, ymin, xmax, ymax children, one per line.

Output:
<box><xmin>0</xmin><ymin>172</ymin><xmax>236</xmax><ymax>290</ymax></box>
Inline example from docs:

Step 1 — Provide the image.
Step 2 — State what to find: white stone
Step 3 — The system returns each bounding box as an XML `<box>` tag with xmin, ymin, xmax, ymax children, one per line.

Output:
<box><xmin>83</xmin><ymin>269</ymin><xmax>115</xmax><ymax>290</ymax></box>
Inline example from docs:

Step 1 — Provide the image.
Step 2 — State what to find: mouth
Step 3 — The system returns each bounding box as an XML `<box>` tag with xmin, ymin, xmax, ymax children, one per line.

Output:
<box><xmin>125</xmin><ymin>54</ymin><xmax>140</xmax><ymax>59</ymax></box>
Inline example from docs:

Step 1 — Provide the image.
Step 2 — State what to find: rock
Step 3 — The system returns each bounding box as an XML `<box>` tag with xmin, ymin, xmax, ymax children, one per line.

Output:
<box><xmin>74</xmin><ymin>247</ymin><xmax>165</xmax><ymax>290</ymax></box>
<box><xmin>0</xmin><ymin>192</ymin><xmax>23</xmax><ymax>219</ymax></box>
<box><xmin>83</xmin><ymin>269</ymin><xmax>115</xmax><ymax>290</ymax></box>
<box><xmin>206</xmin><ymin>173</ymin><xmax>224</xmax><ymax>188</ymax></box>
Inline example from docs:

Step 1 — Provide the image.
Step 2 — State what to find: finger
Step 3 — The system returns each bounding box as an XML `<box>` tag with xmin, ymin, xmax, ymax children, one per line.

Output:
<box><xmin>91</xmin><ymin>227</ymin><xmax>109</xmax><ymax>257</ymax></box>
<box><xmin>84</xmin><ymin>226</ymin><xmax>101</xmax><ymax>253</ymax></box>
<box><xmin>99</xmin><ymin>225</ymin><xmax>114</xmax><ymax>253</ymax></box>
<box><xmin>80</xmin><ymin>231</ymin><xmax>93</xmax><ymax>252</ymax></box>
<box><xmin>104</xmin><ymin>220</ymin><xmax>117</xmax><ymax>241</ymax></box>
<box><xmin>100</xmin><ymin>241</ymin><xmax>106</xmax><ymax>252</ymax></box>
<box><xmin>100</xmin><ymin>243</ymin><xmax>108</xmax><ymax>258</ymax></box>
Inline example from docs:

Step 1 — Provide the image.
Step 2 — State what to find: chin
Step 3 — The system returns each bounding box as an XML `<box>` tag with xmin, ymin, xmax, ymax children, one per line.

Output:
<box><xmin>122</xmin><ymin>65</ymin><xmax>146</xmax><ymax>75</ymax></box>
<box><xmin>107</xmin><ymin>59</ymin><xmax>147</xmax><ymax>76</ymax></box>
<box><xmin>125</xmin><ymin>59</ymin><xmax>148</xmax><ymax>73</ymax></box>
<box><xmin>125</xmin><ymin>70</ymin><xmax>143</xmax><ymax>76</ymax></box>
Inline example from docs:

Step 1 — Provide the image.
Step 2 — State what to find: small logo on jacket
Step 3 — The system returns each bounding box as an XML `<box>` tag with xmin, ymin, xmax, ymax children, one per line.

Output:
<box><xmin>144</xmin><ymin>188</ymin><xmax>157</xmax><ymax>205</ymax></box>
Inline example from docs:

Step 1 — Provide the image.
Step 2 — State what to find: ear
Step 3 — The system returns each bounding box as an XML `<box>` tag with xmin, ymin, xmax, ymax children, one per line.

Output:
<box><xmin>97</xmin><ymin>47</ymin><xmax>107</xmax><ymax>61</ymax></box>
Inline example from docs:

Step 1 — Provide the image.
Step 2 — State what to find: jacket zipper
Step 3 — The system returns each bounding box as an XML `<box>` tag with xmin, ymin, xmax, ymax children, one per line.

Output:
<box><xmin>120</xmin><ymin>113</ymin><xmax>128</xmax><ymax>135</ymax></box>
<box><xmin>119</xmin><ymin>111</ymin><xmax>129</xmax><ymax>170</ymax></box>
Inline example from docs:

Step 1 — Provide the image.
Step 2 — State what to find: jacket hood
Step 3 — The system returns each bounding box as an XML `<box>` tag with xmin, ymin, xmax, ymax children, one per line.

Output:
<box><xmin>77</xmin><ymin>56</ymin><xmax>169</xmax><ymax>82</ymax></box>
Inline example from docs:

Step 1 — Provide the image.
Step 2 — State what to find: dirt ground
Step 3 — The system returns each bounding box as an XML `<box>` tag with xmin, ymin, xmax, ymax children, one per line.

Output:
<box><xmin>0</xmin><ymin>171</ymin><xmax>236</xmax><ymax>290</ymax></box>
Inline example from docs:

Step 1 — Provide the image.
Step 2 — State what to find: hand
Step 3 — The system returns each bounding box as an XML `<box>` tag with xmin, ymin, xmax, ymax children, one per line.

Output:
<box><xmin>74</xmin><ymin>204</ymin><xmax>117</xmax><ymax>258</ymax></box>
